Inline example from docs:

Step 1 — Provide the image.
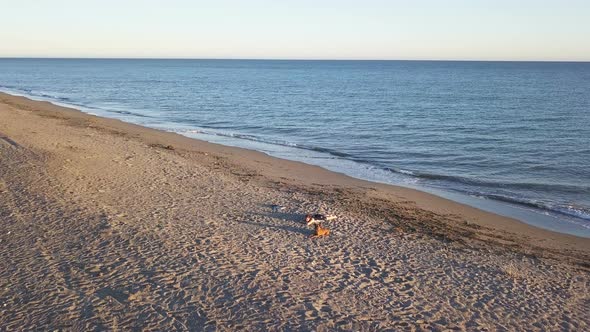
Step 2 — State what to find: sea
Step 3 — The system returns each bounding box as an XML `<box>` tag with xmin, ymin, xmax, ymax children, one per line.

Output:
<box><xmin>1</xmin><ymin>58</ymin><xmax>589</xmax><ymax>237</ymax></box>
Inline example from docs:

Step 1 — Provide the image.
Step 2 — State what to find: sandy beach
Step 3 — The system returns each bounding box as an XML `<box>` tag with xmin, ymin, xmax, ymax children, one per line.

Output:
<box><xmin>1</xmin><ymin>92</ymin><xmax>589</xmax><ymax>330</ymax></box>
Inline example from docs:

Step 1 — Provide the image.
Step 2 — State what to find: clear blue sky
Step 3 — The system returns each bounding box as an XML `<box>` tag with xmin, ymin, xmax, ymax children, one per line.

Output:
<box><xmin>1</xmin><ymin>0</ymin><xmax>589</xmax><ymax>61</ymax></box>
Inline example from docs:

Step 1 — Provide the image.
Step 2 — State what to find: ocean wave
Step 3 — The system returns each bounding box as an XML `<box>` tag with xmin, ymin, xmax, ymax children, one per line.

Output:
<box><xmin>30</xmin><ymin>90</ymin><xmax>71</xmax><ymax>102</ymax></box>
<box><xmin>396</xmin><ymin>169</ymin><xmax>416</xmax><ymax>176</ymax></box>
<box><xmin>0</xmin><ymin>85</ymin><xmax>152</xmax><ymax>119</ymax></box>
<box><xmin>384</xmin><ymin>168</ymin><xmax>589</xmax><ymax>194</ymax></box>
<box><xmin>381</xmin><ymin>168</ymin><xmax>590</xmax><ymax>221</ymax></box>
<box><xmin>105</xmin><ymin>109</ymin><xmax>152</xmax><ymax>118</ymax></box>
<box><xmin>0</xmin><ymin>85</ymin><xmax>69</xmax><ymax>102</ymax></box>
<box><xmin>466</xmin><ymin>192</ymin><xmax>590</xmax><ymax>223</ymax></box>
<box><xmin>183</xmin><ymin>128</ymin><xmax>354</xmax><ymax>158</ymax></box>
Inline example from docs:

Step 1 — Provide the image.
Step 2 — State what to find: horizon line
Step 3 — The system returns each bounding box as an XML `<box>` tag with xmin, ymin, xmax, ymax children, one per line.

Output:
<box><xmin>1</xmin><ymin>56</ymin><xmax>589</xmax><ymax>63</ymax></box>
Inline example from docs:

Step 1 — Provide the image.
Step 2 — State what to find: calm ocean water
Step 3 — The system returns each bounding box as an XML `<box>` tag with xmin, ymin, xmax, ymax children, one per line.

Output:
<box><xmin>1</xmin><ymin>59</ymin><xmax>589</xmax><ymax>236</ymax></box>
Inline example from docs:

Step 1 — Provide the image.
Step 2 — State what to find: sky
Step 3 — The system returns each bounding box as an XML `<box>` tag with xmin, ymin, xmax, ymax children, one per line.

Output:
<box><xmin>1</xmin><ymin>0</ymin><xmax>589</xmax><ymax>61</ymax></box>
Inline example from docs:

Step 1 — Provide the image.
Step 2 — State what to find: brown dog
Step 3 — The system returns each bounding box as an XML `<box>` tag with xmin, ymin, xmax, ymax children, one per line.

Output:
<box><xmin>305</xmin><ymin>214</ymin><xmax>335</xmax><ymax>238</ymax></box>
<box><xmin>310</xmin><ymin>223</ymin><xmax>330</xmax><ymax>239</ymax></box>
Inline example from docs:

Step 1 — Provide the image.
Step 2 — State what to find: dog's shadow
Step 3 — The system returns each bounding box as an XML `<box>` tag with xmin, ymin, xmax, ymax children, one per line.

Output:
<box><xmin>242</xmin><ymin>211</ymin><xmax>310</xmax><ymax>236</ymax></box>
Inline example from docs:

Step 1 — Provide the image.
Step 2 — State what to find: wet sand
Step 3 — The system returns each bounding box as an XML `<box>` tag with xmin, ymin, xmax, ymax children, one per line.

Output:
<box><xmin>1</xmin><ymin>92</ymin><xmax>589</xmax><ymax>330</ymax></box>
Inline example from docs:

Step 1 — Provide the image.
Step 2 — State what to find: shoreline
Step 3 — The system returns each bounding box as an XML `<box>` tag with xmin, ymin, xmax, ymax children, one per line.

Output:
<box><xmin>1</xmin><ymin>91</ymin><xmax>589</xmax><ymax>252</ymax></box>
<box><xmin>1</xmin><ymin>91</ymin><xmax>589</xmax><ymax>330</ymax></box>
<box><xmin>3</xmin><ymin>85</ymin><xmax>589</xmax><ymax>238</ymax></box>
<box><xmin>2</xmin><ymin>90</ymin><xmax>589</xmax><ymax>239</ymax></box>
<box><xmin>2</xmin><ymin>85</ymin><xmax>589</xmax><ymax>235</ymax></box>
<box><xmin>181</xmin><ymin>124</ymin><xmax>590</xmax><ymax>238</ymax></box>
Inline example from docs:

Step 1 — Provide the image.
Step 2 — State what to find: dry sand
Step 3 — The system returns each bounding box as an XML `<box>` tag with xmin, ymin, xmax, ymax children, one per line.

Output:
<box><xmin>1</xmin><ymin>92</ymin><xmax>589</xmax><ymax>331</ymax></box>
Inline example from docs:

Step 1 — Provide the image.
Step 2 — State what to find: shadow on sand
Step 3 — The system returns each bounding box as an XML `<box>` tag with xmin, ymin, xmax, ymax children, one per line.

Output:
<box><xmin>241</xmin><ymin>211</ymin><xmax>310</xmax><ymax>236</ymax></box>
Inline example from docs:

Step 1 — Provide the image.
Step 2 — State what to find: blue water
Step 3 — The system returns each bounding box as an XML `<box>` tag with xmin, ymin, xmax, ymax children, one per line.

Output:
<box><xmin>1</xmin><ymin>58</ymin><xmax>589</xmax><ymax>236</ymax></box>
